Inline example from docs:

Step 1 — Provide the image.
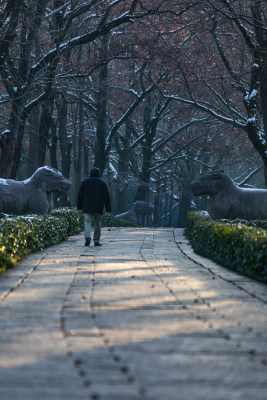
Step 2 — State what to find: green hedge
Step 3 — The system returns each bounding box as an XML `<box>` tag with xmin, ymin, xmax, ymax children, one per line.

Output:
<box><xmin>0</xmin><ymin>208</ymin><xmax>136</xmax><ymax>273</ymax></box>
<box><xmin>99</xmin><ymin>213</ymin><xmax>137</xmax><ymax>227</ymax></box>
<box><xmin>50</xmin><ymin>207</ymin><xmax>84</xmax><ymax>235</ymax></box>
<box><xmin>185</xmin><ymin>211</ymin><xmax>267</xmax><ymax>283</ymax></box>
<box><xmin>0</xmin><ymin>208</ymin><xmax>83</xmax><ymax>272</ymax></box>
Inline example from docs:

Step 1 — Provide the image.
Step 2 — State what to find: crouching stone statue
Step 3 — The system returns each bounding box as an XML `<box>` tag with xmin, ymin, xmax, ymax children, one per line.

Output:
<box><xmin>115</xmin><ymin>200</ymin><xmax>154</xmax><ymax>226</ymax></box>
<box><xmin>191</xmin><ymin>170</ymin><xmax>267</xmax><ymax>220</ymax></box>
<box><xmin>0</xmin><ymin>166</ymin><xmax>71</xmax><ymax>215</ymax></box>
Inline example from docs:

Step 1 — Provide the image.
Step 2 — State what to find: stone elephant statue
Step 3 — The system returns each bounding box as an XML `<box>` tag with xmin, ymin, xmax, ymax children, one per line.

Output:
<box><xmin>115</xmin><ymin>200</ymin><xmax>154</xmax><ymax>226</ymax></box>
<box><xmin>191</xmin><ymin>170</ymin><xmax>267</xmax><ymax>220</ymax></box>
<box><xmin>0</xmin><ymin>166</ymin><xmax>71</xmax><ymax>215</ymax></box>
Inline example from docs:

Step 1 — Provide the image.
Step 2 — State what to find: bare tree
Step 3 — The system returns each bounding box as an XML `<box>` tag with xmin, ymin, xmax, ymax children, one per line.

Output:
<box><xmin>0</xmin><ymin>0</ymin><xmax>142</xmax><ymax>178</ymax></box>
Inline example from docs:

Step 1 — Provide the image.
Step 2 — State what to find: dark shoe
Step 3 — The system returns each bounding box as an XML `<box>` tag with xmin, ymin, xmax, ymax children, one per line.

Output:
<box><xmin>85</xmin><ymin>238</ymin><xmax>91</xmax><ymax>246</ymax></box>
<box><xmin>94</xmin><ymin>242</ymin><xmax>101</xmax><ymax>246</ymax></box>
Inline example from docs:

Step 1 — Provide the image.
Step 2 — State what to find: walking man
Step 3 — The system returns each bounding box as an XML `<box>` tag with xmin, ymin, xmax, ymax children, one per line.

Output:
<box><xmin>77</xmin><ymin>168</ymin><xmax>111</xmax><ymax>246</ymax></box>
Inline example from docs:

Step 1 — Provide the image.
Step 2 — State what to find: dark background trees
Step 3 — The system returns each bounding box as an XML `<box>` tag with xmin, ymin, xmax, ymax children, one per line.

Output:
<box><xmin>0</xmin><ymin>0</ymin><xmax>266</xmax><ymax>226</ymax></box>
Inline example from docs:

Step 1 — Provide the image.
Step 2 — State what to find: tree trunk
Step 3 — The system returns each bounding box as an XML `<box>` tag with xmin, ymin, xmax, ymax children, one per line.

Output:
<box><xmin>164</xmin><ymin>180</ymin><xmax>168</xmax><ymax>227</ymax></box>
<box><xmin>74</xmin><ymin>99</ymin><xmax>84</xmax><ymax>201</ymax></box>
<box><xmin>58</xmin><ymin>97</ymin><xmax>72</xmax><ymax>178</ymax></box>
<box><xmin>27</xmin><ymin>106</ymin><xmax>40</xmax><ymax>177</ymax></box>
<box><xmin>55</xmin><ymin>96</ymin><xmax>72</xmax><ymax>207</ymax></box>
<box><xmin>115</xmin><ymin>155</ymin><xmax>129</xmax><ymax>214</ymax></box>
<box><xmin>10</xmin><ymin>111</ymin><xmax>29</xmax><ymax>179</ymax></box>
<box><xmin>135</xmin><ymin>159</ymin><xmax>151</xmax><ymax>201</ymax></box>
<box><xmin>153</xmin><ymin>178</ymin><xmax>161</xmax><ymax>227</ymax></box>
<box><xmin>177</xmin><ymin>189</ymin><xmax>192</xmax><ymax>228</ymax></box>
<box><xmin>135</xmin><ymin>98</ymin><xmax>154</xmax><ymax>201</ymax></box>
<box><xmin>94</xmin><ymin>37</ymin><xmax>109</xmax><ymax>176</ymax></box>
<box><xmin>114</xmin><ymin>119</ymin><xmax>133</xmax><ymax>214</ymax></box>
<box><xmin>115</xmin><ymin>143</ymin><xmax>129</xmax><ymax>214</ymax></box>
<box><xmin>94</xmin><ymin>63</ymin><xmax>108</xmax><ymax>175</ymax></box>
<box><xmin>169</xmin><ymin>178</ymin><xmax>174</xmax><ymax>226</ymax></box>
<box><xmin>49</xmin><ymin>118</ymin><xmax>58</xmax><ymax>170</ymax></box>
<box><xmin>0</xmin><ymin>102</ymin><xmax>21</xmax><ymax>178</ymax></box>
<box><xmin>260</xmin><ymin>57</ymin><xmax>267</xmax><ymax>180</ymax></box>
<box><xmin>39</xmin><ymin>94</ymin><xmax>54</xmax><ymax>166</ymax></box>
<box><xmin>83</xmin><ymin>134</ymin><xmax>90</xmax><ymax>178</ymax></box>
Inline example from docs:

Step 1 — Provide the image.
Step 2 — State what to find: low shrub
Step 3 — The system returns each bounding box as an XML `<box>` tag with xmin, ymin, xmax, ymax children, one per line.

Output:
<box><xmin>185</xmin><ymin>211</ymin><xmax>267</xmax><ymax>283</ymax></box>
<box><xmin>0</xmin><ymin>208</ymin><xmax>136</xmax><ymax>273</ymax></box>
<box><xmin>51</xmin><ymin>208</ymin><xmax>137</xmax><ymax>229</ymax></box>
<box><xmin>101</xmin><ymin>213</ymin><xmax>137</xmax><ymax>227</ymax></box>
<box><xmin>51</xmin><ymin>207</ymin><xmax>84</xmax><ymax>235</ymax></box>
<box><xmin>0</xmin><ymin>208</ymin><xmax>83</xmax><ymax>273</ymax></box>
<box><xmin>220</xmin><ymin>218</ymin><xmax>267</xmax><ymax>231</ymax></box>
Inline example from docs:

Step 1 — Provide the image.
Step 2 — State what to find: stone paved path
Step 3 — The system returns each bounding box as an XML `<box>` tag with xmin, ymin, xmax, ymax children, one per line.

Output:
<box><xmin>0</xmin><ymin>228</ymin><xmax>267</xmax><ymax>400</ymax></box>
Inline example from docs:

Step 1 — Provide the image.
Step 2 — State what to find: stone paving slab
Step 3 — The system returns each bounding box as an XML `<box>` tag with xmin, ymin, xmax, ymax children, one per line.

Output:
<box><xmin>0</xmin><ymin>227</ymin><xmax>267</xmax><ymax>400</ymax></box>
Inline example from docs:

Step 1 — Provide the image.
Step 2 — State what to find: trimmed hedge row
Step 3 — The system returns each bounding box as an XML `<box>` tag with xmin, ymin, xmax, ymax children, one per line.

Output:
<box><xmin>0</xmin><ymin>208</ymin><xmax>136</xmax><ymax>273</ymax></box>
<box><xmin>185</xmin><ymin>211</ymin><xmax>267</xmax><ymax>283</ymax></box>
<box><xmin>0</xmin><ymin>208</ymin><xmax>83</xmax><ymax>272</ymax></box>
<box><xmin>99</xmin><ymin>213</ymin><xmax>137</xmax><ymax>228</ymax></box>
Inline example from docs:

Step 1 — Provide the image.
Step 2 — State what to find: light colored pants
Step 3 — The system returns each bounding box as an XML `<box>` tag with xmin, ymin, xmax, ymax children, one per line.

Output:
<box><xmin>84</xmin><ymin>213</ymin><xmax>102</xmax><ymax>243</ymax></box>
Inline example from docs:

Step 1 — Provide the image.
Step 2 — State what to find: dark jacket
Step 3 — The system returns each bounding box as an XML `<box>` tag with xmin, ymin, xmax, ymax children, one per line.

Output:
<box><xmin>77</xmin><ymin>177</ymin><xmax>111</xmax><ymax>214</ymax></box>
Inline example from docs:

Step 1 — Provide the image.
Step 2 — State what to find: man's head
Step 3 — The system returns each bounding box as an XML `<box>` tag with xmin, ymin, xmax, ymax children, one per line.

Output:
<box><xmin>90</xmin><ymin>167</ymin><xmax>100</xmax><ymax>177</ymax></box>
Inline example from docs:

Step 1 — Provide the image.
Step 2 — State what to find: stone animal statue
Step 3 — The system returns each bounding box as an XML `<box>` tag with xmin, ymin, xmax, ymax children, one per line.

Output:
<box><xmin>0</xmin><ymin>166</ymin><xmax>71</xmax><ymax>215</ymax></box>
<box><xmin>116</xmin><ymin>200</ymin><xmax>154</xmax><ymax>226</ymax></box>
<box><xmin>191</xmin><ymin>170</ymin><xmax>267</xmax><ymax>220</ymax></box>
